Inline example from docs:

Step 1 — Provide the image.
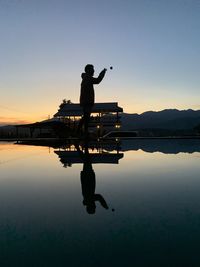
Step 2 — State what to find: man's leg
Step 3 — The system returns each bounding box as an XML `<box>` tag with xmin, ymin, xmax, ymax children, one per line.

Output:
<box><xmin>83</xmin><ymin>111</ymin><xmax>90</xmax><ymax>134</ymax></box>
<box><xmin>83</xmin><ymin>105</ymin><xmax>92</xmax><ymax>135</ymax></box>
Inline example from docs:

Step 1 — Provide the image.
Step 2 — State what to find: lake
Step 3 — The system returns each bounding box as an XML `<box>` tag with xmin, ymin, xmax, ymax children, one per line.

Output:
<box><xmin>1</xmin><ymin>139</ymin><xmax>200</xmax><ymax>267</ymax></box>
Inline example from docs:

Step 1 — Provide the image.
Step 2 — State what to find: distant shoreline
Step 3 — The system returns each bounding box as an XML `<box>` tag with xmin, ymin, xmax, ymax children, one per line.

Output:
<box><xmin>1</xmin><ymin>136</ymin><xmax>200</xmax><ymax>142</ymax></box>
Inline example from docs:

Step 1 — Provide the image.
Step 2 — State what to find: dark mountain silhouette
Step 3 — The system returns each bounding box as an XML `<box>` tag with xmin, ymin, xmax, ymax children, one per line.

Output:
<box><xmin>121</xmin><ymin>109</ymin><xmax>200</xmax><ymax>130</ymax></box>
<box><xmin>1</xmin><ymin>109</ymin><xmax>200</xmax><ymax>138</ymax></box>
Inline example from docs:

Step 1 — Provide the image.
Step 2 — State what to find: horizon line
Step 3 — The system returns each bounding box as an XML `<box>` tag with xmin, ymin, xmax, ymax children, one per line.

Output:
<box><xmin>1</xmin><ymin>107</ymin><xmax>200</xmax><ymax>127</ymax></box>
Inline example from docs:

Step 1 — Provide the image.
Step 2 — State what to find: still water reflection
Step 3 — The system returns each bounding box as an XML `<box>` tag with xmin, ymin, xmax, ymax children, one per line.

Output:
<box><xmin>1</xmin><ymin>139</ymin><xmax>200</xmax><ymax>266</ymax></box>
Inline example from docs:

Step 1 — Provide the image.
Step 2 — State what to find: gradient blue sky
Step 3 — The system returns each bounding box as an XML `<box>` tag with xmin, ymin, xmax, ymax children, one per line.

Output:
<box><xmin>0</xmin><ymin>0</ymin><xmax>200</xmax><ymax>124</ymax></box>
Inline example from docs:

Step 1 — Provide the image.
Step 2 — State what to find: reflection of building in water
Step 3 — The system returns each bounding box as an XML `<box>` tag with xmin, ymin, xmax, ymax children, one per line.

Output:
<box><xmin>16</xmin><ymin>138</ymin><xmax>200</xmax><ymax>155</ymax></box>
<box><xmin>54</xmin><ymin>102</ymin><xmax>123</xmax><ymax>136</ymax></box>
<box><xmin>55</xmin><ymin>142</ymin><xmax>123</xmax><ymax>168</ymax></box>
<box><xmin>55</xmin><ymin>150</ymin><xmax>123</xmax><ymax>168</ymax></box>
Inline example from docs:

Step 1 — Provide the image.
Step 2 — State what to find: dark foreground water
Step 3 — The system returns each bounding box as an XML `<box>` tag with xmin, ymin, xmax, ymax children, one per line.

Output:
<box><xmin>1</xmin><ymin>140</ymin><xmax>200</xmax><ymax>267</ymax></box>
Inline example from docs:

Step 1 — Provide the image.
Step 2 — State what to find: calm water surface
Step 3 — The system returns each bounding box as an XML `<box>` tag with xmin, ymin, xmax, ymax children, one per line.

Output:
<box><xmin>1</xmin><ymin>140</ymin><xmax>200</xmax><ymax>267</ymax></box>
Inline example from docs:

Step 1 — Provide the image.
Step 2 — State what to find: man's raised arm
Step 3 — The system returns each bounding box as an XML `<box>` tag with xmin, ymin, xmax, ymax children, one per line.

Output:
<box><xmin>92</xmin><ymin>68</ymin><xmax>107</xmax><ymax>84</ymax></box>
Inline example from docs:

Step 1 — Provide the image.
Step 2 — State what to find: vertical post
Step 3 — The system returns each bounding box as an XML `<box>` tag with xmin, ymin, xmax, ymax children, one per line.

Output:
<box><xmin>117</xmin><ymin>112</ymin><xmax>119</xmax><ymax>123</ymax></box>
<box><xmin>16</xmin><ymin>126</ymin><xmax>19</xmax><ymax>143</ymax></box>
<box><xmin>73</xmin><ymin>116</ymin><xmax>75</xmax><ymax>130</ymax></box>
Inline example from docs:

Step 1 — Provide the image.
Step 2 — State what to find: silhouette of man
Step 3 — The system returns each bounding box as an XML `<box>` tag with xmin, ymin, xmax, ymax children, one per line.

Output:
<box><xmin>76</xmin><ymin>141</ymin><xmax>109</xmax><ymax>214</ymax></box>
<box><xmin>78</xmin><ymin>64</ymin><xmax>107</xmax><ymax>136</ymax></box>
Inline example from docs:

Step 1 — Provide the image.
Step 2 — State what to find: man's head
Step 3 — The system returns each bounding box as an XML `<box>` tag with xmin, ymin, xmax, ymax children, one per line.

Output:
<box><xmin>86</xmin><ymin>203</ymin><xmax>96</xmax><ymax>214</ymax></box>
<box><xmin>84</xmin><ymin>64</ymin><xmax>94</xmax><ymax>76</ymax></box>
<box><xmin>83</xmin><ymin>199</ymin><xmax>96</xmax><ymax>214</ymax></box>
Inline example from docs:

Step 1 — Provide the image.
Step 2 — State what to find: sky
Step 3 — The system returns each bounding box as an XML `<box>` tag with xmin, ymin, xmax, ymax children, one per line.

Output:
<box><xmin>0</xmin><ymin>0</ymin><xmax>200</xmax><ymax>125</ymax></box>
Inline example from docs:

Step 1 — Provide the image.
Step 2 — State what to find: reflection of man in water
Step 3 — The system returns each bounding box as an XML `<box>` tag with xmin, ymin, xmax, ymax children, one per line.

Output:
<box><xmin>76</xmin><ymin>142</ymin><xmax>109</xmax><ymax>214</ymax></box>
<box><xmin>78</xmin><ymin>64</ymin><xmax>107</xmax><ymax>135</ymax></box>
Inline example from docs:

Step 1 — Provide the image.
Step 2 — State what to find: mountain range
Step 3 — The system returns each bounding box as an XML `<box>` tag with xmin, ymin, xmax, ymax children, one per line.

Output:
<box><xmin>1</xmin><ymin>109</ymin><xmax>200</xmax><ymax>136</ymax></box>
<box><xmin>120</xmin><ymin>109</ymin><xmax>200</xmax><ymax>130</ymax></box>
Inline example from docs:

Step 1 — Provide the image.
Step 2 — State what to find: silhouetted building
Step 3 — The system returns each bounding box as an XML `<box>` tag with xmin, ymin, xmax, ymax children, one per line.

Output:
<box><xmin>15</xmin><ymin>119</ymin><xmax>67</xmax><ymax>138</ymax></box>
<box><xmin>54</xmin><ymin>102</ymin><xmax>123</xmax><ymax>135</ymax></box>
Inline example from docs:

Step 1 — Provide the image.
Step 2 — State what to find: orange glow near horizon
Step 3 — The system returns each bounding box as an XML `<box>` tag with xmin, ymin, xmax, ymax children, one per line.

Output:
<box><xmin>1</xmin><ymin>98</ymin><xmax>200</xmax><ymax>126</ymax></box>
<box><xmin>0</xmin><ymin>102</ymin><xmax>59</xmax><ymax>125</ymax></box>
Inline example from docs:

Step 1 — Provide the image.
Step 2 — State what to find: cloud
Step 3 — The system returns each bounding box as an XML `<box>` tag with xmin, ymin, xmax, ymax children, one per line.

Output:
<box><xmin>0</xmin><ymin>117</ymin><xmax>30</xmax><ymax>126</ymax></box>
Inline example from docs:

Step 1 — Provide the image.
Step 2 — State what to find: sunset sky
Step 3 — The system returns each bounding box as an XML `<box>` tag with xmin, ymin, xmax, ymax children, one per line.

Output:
<box><xmin>1</xmin><ymin>0</ymin><xmax>200</xmax><ymax>125</ymax></box>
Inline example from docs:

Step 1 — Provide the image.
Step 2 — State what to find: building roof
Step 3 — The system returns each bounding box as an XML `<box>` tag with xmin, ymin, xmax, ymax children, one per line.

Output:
<box><xmin>55</xmin><ymin>151</ymin><xmax>124</xmax><ymax>165</ymax></box>
<box><xmin>15</xmin><ymin>119</ymin><xmax>65</xmax><ymax>128</ymax></box>
<box><xmin>54</xmin><ymin>102</ymin><xmax>123</xmax><ymax>117</ymax></box>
